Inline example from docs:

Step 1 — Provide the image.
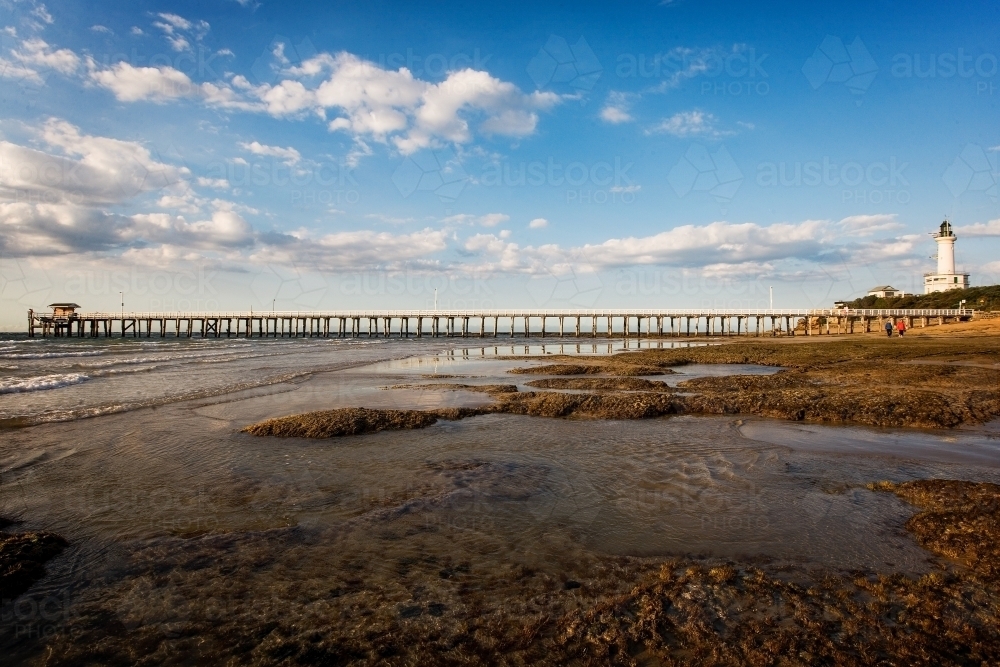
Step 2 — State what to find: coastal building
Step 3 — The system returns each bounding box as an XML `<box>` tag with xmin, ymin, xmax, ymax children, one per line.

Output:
<box><xmin>924</xmin><ymin>220</ymin><xmax>970</xmax><ymax>294</ymax></box>
<box><xmin>49</xmin><ymin>303</ymin><xmax>81</xmax><ymax>318</ymax></box>
<box><xmin>866</xmin><ymin>286</ymin><xmax>906</xmax><ymax>299</ymax></box>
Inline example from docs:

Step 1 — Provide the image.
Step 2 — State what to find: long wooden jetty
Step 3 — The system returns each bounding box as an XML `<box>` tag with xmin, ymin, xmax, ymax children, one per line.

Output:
<box><xmin>27</xmin><ymin>308</ymin><xmax>975</xmax><ymax>339</ymax></box>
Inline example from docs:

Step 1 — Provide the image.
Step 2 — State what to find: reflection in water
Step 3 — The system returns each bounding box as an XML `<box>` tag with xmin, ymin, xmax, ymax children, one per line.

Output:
<box><xmin>2</xmin><ymin>338</ymin><xmax>998</xmax><ymax>663</ymax></box>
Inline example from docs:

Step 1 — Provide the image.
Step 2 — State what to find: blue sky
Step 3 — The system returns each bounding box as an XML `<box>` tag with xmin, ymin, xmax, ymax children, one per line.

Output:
<box><xmin>1</xmin><ymin>0</ymin><xmax>998</xmax><ymax>326</ymax></box>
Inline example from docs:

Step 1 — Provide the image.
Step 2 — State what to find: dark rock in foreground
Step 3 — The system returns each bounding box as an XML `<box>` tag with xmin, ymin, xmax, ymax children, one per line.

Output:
<box><xmin>0</xmin><ymin>525</ymin><xmax>68</xmax><ymax>602</ymax></box>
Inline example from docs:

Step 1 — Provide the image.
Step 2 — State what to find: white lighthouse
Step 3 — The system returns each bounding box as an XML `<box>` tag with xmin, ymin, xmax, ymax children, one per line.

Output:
<box><xmin>924</xmin><ymin>220</ymin><xmax>970</xmax><ymax>294</ymax></box>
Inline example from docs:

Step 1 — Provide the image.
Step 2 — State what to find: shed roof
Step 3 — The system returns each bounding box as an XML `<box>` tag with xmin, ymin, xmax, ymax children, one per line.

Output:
<box><xmin>48</xmin><ymin>303</ymin><xmax>81</xmax><ymax>308</ymax></box>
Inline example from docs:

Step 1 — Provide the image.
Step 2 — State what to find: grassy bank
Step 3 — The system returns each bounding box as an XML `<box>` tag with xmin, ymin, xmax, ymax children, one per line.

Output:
<box><xmin>842</xmin><ymin>283</ymin><xmax>1000</xmax><ymax>311</ymax></box>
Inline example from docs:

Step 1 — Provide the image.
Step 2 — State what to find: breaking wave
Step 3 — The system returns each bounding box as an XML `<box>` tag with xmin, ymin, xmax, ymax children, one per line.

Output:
<box><xmin>0</xmin><ymin>373</ymin><xmax>91</xmax><ymax>394</ymax></box>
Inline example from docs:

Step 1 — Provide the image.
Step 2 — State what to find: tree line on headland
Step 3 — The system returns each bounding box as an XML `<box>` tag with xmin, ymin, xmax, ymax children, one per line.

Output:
<box><xmin>842</xmin><ymin>285</ymin><xmax>1000</xmax><ymax>311</ymax></box>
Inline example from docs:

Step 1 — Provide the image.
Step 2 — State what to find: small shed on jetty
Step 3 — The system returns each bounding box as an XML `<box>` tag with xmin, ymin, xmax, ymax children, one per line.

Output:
<box><xmin>48</xmin><ymin>303</ymin><xmax>81</xmax><ymax>318</ymax></box>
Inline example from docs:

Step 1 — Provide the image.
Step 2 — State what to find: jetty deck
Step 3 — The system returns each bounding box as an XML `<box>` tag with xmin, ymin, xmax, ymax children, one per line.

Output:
<box><xmin>27</xmin><ymin>308</ymin><xmax>975</xmax><ymax>338</ymax></box>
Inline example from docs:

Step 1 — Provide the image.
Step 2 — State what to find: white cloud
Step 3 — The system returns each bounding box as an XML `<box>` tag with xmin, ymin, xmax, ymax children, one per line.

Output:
<box><xmin>0</xmin><ymin>119</ymin><xmax>262</xmax><ymax>258</ymax></box>
<box><xmin>643</xmin><ymin>46</ymin><xmax>736</xmax><ymax>92</ymax></box>
<box><xmin>166</xmin><ymin>35</ymin><xmax>190</xmax><ymax>52</ymax></box>
<box><xmin>600</xmin><ymin>106</ymin><xmax>632</xmax><ymax>124</ymax></box>
<box><xmin>238</xmin><ymin>141</ymin><xmax>301</xmax><ymax>165</ymax></box>
<box><xmin>89</xmin><ymin>62</ymin><xmax>263</xmax><ymax>111</ymax></box>
<box><xmin>442</xmin><ymin>213</ymin><xmax>509</xmax><ymax>228</ymax></box>
<box><xmin>89</xmin><ymin>62</ymin><xmax>197</xmax><ymax>101</ymax></box>
<box><xmin>365</xmin><ymin>213</ymin><xmax>418</xmax><ymax>225</ymax></box>
<box><xmin>155</xmin><ymin>13</ymin><xmax>192</xmax><ymax>31</ymax></box>
<box><xmin>0</xmin><ymin>199</ymin><xmax>255</xmax><ymax>256</ymax></box>
<box><xmin>152</xmin><ymin>13</ymin><xmax>209</xmax><ymax>52</ymax></box>
<box><xmin>11</xmin><ymin>38</ymin><xmax>80</xmax><ymax>74</ymax></box>
<box><xmin>574</xmin><ymin>220</ymin><xmax>829</xmax><ymax>269</ymax></box>
<box><xmin>596</xmin><ymin>46</ymin><xmax>766</xmax><ymax>131</ymax></box>
<box><xmin>610</xmin><ymin>185</ymin><xmax>641</xmax><ymax>193</ymax></box>
<box><xmin>130</xmin><ymin>209</ymin><xmax>254</xmax><ymax>248</ymax></box>
<box><xmin>461</xmin><ymin>220</ymin><xmax>834</xmax><ymax>275</ymax></box>
<box><xmin>90</xmin><ymin>50</ymin><xmax>559</xmax><ymax>155</ymax></box>
<box><xmin>118</xmin><ymin>244</ymin><xmax>219</xmax><ymax>269</ymax></box>
<box><xmin>305</xmin><ymin>53</ymin><xmax>560</xmax><ymax>152</ymax></box>
<box><xmin>0</xmin><ymin>118</ymin><xmax>188</xmax><ymax>206</ymax></box>
<box><xmin>529</xmin><ymin>218</ymin><xmax>548</xmax><ymax>229</ymax></box>
<box><xmin>130</xmin><ymin>26</ymin><xmax>144</xmax><ymax>36</ymax></box>
<box><xmin>31</xmin><ymin>4</ymin><xmax>54</xmax><ymax>25</ymax></box>
<box><xmin>251</xmin><ymin>228</ymin><xmax>449</xmax><ymax>269</ymax></box>
<box><xmin>955</xmin><ymin>218</ymin><xmax>1000</xmax><ymax>236</ymax></box>
<box><xmin>599</xmin><ymin>91</ymin><xmax>635</xmax><ymax>124</ymax></box>
<box><xmin>0</xmin><ymin>202</ymin><xmax>123</xmax><ymax>255</ymax></box>
<box><xmin>345</xmin><ymin>138</ymin><xmax>373</xmax><ymax>167</ymax></box>
<box><xmin>838</xmin><ymin>214</ymin><xmax>904</xmax><ymax>236</ymax></box>
<box><xmin>479</xmin><ymin>213</ymin><xmax>509</xmax><ymax>227</ymax></box>
<box><xmin>196</xmin><ymin>177</ymin><xmax>229</xmax><ymax>189</ymax></box>
<box><xmin>156</xmin><ymin>191</ymin><xmax>204</xmax><ymax>214</ymax></box>
<box><xmin>0</xmin><ymin>56</ymin><xmax>44</xmax><ymax>84</ymax></box>
<box><xmin>90</xmin><ymin>25</ymin><xmax>112</xmax><ymax>34</ymax></box>
<box><xmin>648</xmin><ymin>110</ymin><xmax>733</xmax><ymax>138</ymax></box>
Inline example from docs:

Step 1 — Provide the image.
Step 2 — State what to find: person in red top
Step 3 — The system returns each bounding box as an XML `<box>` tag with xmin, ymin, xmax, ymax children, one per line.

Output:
<box><xmin>896</xmin><ymin>319</ymin><xmax>906</xmax><ymax>337</ymax></box>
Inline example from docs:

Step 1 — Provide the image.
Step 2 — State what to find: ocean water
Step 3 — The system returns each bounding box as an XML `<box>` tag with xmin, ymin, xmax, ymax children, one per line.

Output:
<box><xmin>2</xmin><ymin>335</ymin><xmax>999</xmax><ymax>664</ymax></box>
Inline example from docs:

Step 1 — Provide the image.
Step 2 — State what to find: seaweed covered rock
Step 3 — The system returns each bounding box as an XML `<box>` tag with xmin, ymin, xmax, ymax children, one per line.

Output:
<box><xmin>869</xmin><ymin>479</ymin><xmax>1000</xmax><ymax>579</ymax></box>
<box><xmin>492</xmin><ymin>390</ymin><xmax>679</xmax><ymax>420</ymax></box>
<box><xmin>242</xmin><ymin>407</ymin><xmax>479</xmax><ymax>438</ymax></box>
<box><xmin>524</xmin><ymin>377</ymin><xmax>671</xmax><ymax>391</ymax></box>
<box><xmin>0</xmin><ymin>526</ymin><xmax>68</xmax><ymax>601</ymax></box>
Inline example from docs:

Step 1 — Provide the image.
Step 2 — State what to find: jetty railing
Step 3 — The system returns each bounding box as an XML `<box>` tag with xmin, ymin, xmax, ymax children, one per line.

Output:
<box><xmin>26</xmin><ymin>308</ymin><xmax>975</xmax><ymax>339</ymax></box>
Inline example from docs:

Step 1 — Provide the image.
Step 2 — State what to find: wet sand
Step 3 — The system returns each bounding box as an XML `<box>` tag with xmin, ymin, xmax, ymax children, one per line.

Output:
<box><xmin>3</xmin><ymin>332</ymin><xmax>999</xmax><ymax>664</ymax></box>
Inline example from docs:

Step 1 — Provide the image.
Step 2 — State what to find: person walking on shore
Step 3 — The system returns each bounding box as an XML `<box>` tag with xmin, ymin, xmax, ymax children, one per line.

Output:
<box><xmin>897</xmin><ymin>319</ymin><xmax>906</xmax><ymax>337</ymax></box>
<box><xmin>885</xmin><ymin>320</ymin><xmax>893</xmax><ymax>337</ymax></box>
